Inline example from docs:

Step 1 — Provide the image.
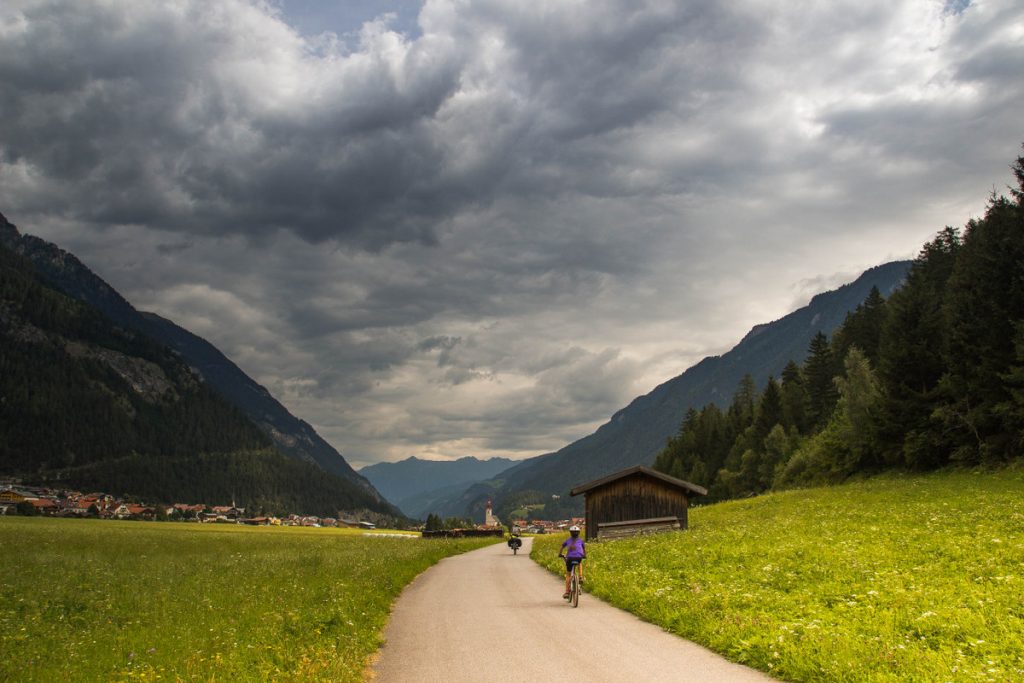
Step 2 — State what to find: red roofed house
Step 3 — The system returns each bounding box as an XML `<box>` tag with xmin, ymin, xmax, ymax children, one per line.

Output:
<box><xmin>28</xmin><ymin>498</ymin><xmax>59</xmax><ymax>514</ymax></box>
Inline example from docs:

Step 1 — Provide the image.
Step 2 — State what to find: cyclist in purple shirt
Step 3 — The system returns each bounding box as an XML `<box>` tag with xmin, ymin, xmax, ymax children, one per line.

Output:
<box><xmin>559</xmin><ymin>525</ymin><xmax>586</xmax><ymax>598</ymax></box>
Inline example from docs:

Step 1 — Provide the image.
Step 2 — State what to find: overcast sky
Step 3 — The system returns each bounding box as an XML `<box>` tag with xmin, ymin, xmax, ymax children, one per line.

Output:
<box><xmin>2</xmin><ymin>0</ymin><xmax>1022</xmax><ymax>468</ymax></box>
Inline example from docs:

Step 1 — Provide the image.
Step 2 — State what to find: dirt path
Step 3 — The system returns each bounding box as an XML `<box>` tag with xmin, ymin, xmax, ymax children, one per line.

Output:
<box><xmin>371</xmin><ymin>538</ymin><xmax>775</xmax><ymax>682</ymax></box>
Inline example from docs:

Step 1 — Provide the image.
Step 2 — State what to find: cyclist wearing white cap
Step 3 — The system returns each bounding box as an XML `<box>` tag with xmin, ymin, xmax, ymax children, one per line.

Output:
<box><xmin>558</xmin><ymin>525</ymin><xmax>586</xmax><ymax>598</ymax></box>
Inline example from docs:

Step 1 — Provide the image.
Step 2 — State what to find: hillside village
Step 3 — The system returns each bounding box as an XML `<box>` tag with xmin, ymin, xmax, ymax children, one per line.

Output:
<box><xmin>0</xmin><ymin>483</ymin><xmax>379</xmax><ymax>529</ymax></box>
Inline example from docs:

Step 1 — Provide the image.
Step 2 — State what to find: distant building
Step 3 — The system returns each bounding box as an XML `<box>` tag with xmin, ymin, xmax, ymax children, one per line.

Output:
<box><xmin>211</xmin><ymin>505</ymin><xmax>245</xmax><ymax>520</ymax></box>
<box><xmin>0</xmin><ymin>488</ymin><xmax>34</xmax><ymax>504</ymax></box>
<box><xmin>570</xmin><ymin>465</ymin><xmax>707</xmax><ymax>541</ymax></box>
<box><xmin>483</xmin><ymin>500</ymin><xmax>500</xmax><ymax>528</ymax></box>
<box><xmin>28</xmin><ymin>498</ymin><xmax>59</xmax><ymax>514</ymax></box>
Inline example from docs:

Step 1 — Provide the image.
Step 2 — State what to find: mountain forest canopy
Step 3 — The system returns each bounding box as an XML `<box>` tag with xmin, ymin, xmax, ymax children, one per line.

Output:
<box><xmin>655</xmin><ymin>149</ymin><xmax>1024</xmax><ymax>500</ymax></box>
<box><xmin>0</xmin><ymin>232</ymin><xmax>396</xmax><ymax>519</ymax></box>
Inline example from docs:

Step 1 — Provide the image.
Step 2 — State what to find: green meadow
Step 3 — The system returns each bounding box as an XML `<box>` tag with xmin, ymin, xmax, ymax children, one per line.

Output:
<box><xmin>533</xmin><ymin>468</ymin><xmax>1024</xmax><ymax>682</ymax></box>
<box><xmin>0</xmin><ymin>519</ymin><xmax>495</xmax><ymax>682</ymax></box>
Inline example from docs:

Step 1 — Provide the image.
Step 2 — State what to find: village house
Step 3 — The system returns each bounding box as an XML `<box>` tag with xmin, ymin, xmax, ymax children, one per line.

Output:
<box><xmin>28</xmin><ymin>498</ymin><xmax>59</xmax><ymax>515</ymax></box>
<box><xmin>111</xmin><ymin>503</ymin><xmax>155</xmax><ymax>520</ymax></box>
<box><xmin>211</xmin><ymin>505</ymin><xmax>245</xmax><ymax>520</ymax></box>
<box><xmin>172</xmin><ymin>504</ymin><xmax>204</xmax><ymax>520</ymax></box>
<box><xmin>526</xmin><ymin>520</ymin><xmax>556</xmax><ymax>534</ymax></box>
<box><xmin>0</xmin><ymin>487</ymin><xmax>63</xmax><ymax>515</ymax></box>
<box><xmin>238</xmin><ymin>516</ymin><xmax>274</xmax><ymax>526</ymax></box>
<box><xmin>0</xmin><ymin>487</ymin><xmax>35</xmax><ymax>504</ymax></box>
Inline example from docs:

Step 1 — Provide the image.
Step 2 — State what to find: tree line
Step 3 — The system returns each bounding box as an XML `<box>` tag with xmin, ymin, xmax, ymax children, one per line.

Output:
<box><xmin>423</xmin><ymin>513</ymin><xmax>475</xmax><ymax>531</ymax></box>
<box><xmin>655</xmin><ymin>151</ymin><xmax>1024</xmax><ymax>499</ymax></box>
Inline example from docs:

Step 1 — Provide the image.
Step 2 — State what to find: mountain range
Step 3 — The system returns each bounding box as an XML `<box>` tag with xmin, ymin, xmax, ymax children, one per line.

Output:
<box><xmin>1</xmin><ymin>207</ymin><xmax>914</xmax><ymax>524</ymax></box>
<box><xmin>429</xmin><ymin>260</ymin><xmax>913</xmax><ymax>522</ymax></box>
<box><xmin>359</xmin><ymin>456</ymin><xmax>515</xmax><ymax>519</ymax></box>
<box><xmin>0</xmin><ymin>211</ymin><xmax>397</xmax><ymax>518</ymax></box>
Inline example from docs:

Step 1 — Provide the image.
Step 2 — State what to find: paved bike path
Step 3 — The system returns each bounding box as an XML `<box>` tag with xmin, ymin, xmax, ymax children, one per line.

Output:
<box><xmin>371</xmin><ymin>538</ymin><xmax>775</xmax><ymax>682</ymax></box>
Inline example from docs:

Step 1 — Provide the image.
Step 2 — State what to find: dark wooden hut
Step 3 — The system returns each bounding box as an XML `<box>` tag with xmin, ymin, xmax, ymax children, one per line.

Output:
<box><xmin>569</xmin><ymin>465</ymin><xmax>707</xmax><ymax>541</ymax></box>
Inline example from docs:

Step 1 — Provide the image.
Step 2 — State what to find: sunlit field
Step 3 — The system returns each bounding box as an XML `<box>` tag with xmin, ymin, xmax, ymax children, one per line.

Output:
<box><xmin>533</xmin><ymin>468</ymin><xmax>1024</xmax><ymax>682</ymax></box>
<box><xmin>0</xmin><ymin>519</ymin><xmax>495</xmax><ymax>682</ymax></box>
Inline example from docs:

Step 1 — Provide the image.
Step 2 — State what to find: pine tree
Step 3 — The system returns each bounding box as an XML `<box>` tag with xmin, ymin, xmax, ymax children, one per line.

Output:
<box><xmin>780</xmin><ymin>361</ymin><xmax>809</xmax><ymax>433</ymax></box>
<box><xmin>754</xmin><ymin>376</ymin><xmax>784</xmax><ymax>439</ymax></box>
<box><xmin>937</xmin><ymin>162</ymin><xmax>1024</xmax><ymax>463</ymax></box>
<box><xmin>875</xmin><ymin>227</ymin><xmax>960</xmax><ymax>468</ymax></box>
<box><xmin>833</xmin><ymin>286</ymin><xmax>887</xmax><ymax>365</ymax></box>
<box><xmin>998</xmin><ymin>321</ymin><xmax>1024</xmax><ymax>455</ymax></box>
<box><xmin>804</xmin><ymin>332</ymin><xmax>839</xmax><ymax>429</ymax></box>
<box><xmin>723</xmin><ymin>375</ymin><xmax>759</xmax><ymax>472</ymax></box>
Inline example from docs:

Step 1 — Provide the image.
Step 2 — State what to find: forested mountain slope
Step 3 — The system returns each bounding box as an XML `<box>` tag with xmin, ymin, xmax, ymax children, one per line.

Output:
<box><xmin>436</xmin><ymin>261</ymin><xmax>911</xmax><ymax>520</ymax></box>
<box><xmin>0</xmin><ymin>211</ymin><xmax>386</xmax><ymax>504</ymax></box>
<box><xmin>653</xmin><ymin>152</ymin><xmax>1024</xmax><ymax>499</ymax></box>
<box><xmin>0</xmin><ymin>212</ymin><xmax>397</xmax><ymax>516</ymax></box>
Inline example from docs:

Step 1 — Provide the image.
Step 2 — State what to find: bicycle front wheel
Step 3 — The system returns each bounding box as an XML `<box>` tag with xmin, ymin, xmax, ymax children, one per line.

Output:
<box><xmin>571</xmin><ymin>569</ymin><xmax>580</xmax><ymax>608</ymax></box>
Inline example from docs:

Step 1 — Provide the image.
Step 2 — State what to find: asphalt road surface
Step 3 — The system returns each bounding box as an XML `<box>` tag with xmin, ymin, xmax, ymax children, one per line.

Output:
<box><xmin>371</xmin><ymin>538</ymin><xmax>776</xmax><ymax>682</ymax></box>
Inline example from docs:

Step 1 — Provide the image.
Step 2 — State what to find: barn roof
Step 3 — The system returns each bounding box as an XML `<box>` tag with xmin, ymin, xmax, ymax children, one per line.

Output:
<box><xmin>569</xmin><ymin>465</ymin><xmax>708</xmax><ymax>497</ymax></box>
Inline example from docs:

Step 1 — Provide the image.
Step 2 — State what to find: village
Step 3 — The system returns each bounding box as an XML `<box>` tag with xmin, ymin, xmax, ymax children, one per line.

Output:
<box><xmin>0</xmin><ymin>483</ymin><xmax>381</xmax><ymax>529</ymax></box>
<box><xmin>0</xmin><ymin>482</ymin><xmax>593</xmax><ymax>534</ymax></box>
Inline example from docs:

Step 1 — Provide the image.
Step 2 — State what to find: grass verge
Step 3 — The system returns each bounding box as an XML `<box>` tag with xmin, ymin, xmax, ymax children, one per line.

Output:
<box><xmin>532</xmin><ymin>468</ymin><xmax>1024</xmax><ymax>682</ymax></box>
<box><xmin>0</xmin><ymin>519</ymin><xmax>496</xmax><ymax>682</ymax></box>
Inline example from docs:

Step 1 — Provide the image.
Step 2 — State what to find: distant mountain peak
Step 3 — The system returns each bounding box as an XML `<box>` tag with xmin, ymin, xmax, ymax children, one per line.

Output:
<box><xmin>360</xmin><ymin>455</ymin><xmax>516</xmax><ymax>518</ymax></box>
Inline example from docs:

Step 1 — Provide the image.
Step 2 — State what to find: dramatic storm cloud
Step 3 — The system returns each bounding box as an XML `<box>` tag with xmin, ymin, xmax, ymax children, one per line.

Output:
<box><xmin>2</xmin><ymin>0</ymin><xmax>1022</xmax><ymax>466</ymax></box>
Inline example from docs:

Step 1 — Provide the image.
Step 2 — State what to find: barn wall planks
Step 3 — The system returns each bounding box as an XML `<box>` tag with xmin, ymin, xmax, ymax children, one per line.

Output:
<box><xmin>584</xmin><ymin>473</ymin><xmax>690</xmax><ymax>540</ymax></box>
<box><xmin>597</xmin><ymin>517</ymin><xmax>682</xmax><ymax>540</ymax></box>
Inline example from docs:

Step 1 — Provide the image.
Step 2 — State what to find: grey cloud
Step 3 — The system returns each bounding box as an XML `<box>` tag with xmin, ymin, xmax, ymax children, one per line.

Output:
<box><xmin>155</xmin><ymin>241</ymin><xmax>194</xmax><ymax>255</ymax></box>
<box><xmin>417</xmin><ymin>335</ymin><xmax>461</xmax><ymax>352</ymax></box>
<box><xmin>419</xmin><ymin>334</ymin><xmax>462</xmax><ymax>368</ymax></box>
<box><xmin>3</xmin><ymin>0</ymin><xmax>1023</xmax><ymax>467</ymax></box>
<box><xmin>0</xmin><ymin>0</ymin><xmax>769</xmax><ymax>250</ymax></box>
<box><xmin>1</xmin><ymin>1</ymin><xmax>463</xmax><ymax>245</ymax></box>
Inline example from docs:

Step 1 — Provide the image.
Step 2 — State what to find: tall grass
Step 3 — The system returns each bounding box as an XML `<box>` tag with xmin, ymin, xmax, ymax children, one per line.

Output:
<box><xmin>533</xmin><ymin>468</ymin><xmax>1024</xmax><ymax>682</ymax></box>
<box><xmin>0</xmin><ymin>519</ymin><xmax>495</xmax><ymax>682</ymax></box>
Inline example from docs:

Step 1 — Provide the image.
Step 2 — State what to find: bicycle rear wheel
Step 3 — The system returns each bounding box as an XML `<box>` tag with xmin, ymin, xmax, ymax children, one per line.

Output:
<box><xmin>571</xmin><ymin>567</ymin><xmax>580</xmax><ymax>608</ymax></box>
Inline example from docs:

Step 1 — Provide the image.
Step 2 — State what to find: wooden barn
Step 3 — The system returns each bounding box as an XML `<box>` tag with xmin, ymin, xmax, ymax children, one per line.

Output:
<box><xmin>569</xmin><ymin>465</ymin><xmax>707</xmax><ymax>541</ymax></box>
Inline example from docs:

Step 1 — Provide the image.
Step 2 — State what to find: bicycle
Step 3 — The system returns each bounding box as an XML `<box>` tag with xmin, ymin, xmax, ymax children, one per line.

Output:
<box><xmin>508</xmin><ymin>535</ymin><xmax>522</xmax><ymax>555</ymax></box>
<box><xmin>563</xmin><ymin>557</ymin><xmax>582</xmax><ymax>608</ymax></box>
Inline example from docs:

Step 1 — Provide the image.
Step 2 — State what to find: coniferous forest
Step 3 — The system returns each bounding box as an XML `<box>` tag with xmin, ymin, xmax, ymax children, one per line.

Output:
<box><xmin>655</xmin><ymin>151</ymin><xmax>1024</xmax><ymax>500</ymax></box>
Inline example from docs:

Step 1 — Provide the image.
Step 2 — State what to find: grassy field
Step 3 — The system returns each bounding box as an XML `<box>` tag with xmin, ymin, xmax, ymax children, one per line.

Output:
<box><xmin>533</xmin><ymin>467</ymin><xmax>1024</xmax><ymax>682</ymax></box>
<box><xmin>0</xmin><ymin>519</ymin><xmax>496</xmax><ymax>682</ymax></box>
